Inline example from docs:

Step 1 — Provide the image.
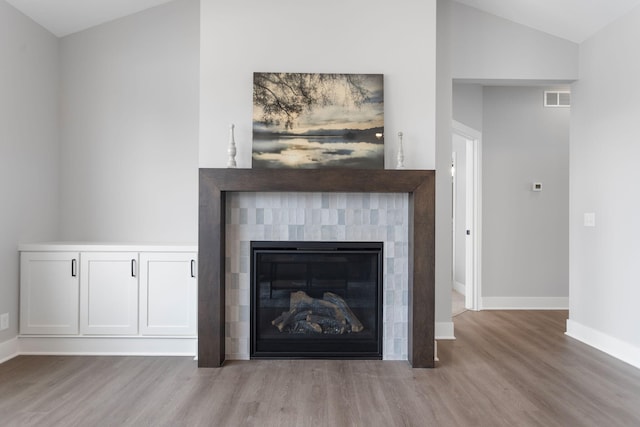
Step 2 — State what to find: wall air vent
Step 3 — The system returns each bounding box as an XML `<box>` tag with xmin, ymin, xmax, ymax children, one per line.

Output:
<box><xmin>544</xmin><ymin>91</ymin><xmax>570</xmax><ymax>107</ymax></box>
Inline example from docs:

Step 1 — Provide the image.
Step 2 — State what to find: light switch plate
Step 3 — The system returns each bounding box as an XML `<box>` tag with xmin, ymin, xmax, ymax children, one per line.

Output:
<box><xmin>584</xmin><ymin>213</ymin><xmax>596</xmax><ymax>227</ymax></box>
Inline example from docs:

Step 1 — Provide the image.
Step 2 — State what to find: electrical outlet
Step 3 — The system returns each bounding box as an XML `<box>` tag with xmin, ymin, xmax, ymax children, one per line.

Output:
<box><xmin>0</xmin><ymin>313</ymin><xmax>8</xmax><ymax>331</ymax></box>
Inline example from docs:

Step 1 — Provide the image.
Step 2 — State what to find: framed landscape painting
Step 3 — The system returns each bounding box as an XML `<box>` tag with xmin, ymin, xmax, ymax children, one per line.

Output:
<box><xmin>252</xmin><ymin>72</ymin><xmax>384</xmax><ymax>169</ymax></box>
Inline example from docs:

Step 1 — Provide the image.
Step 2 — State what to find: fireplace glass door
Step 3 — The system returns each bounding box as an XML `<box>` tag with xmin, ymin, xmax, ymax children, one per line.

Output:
<box><xmin>251</xmin><ymin>241</ymin><xmax>383</xmax><ymax>359</ymax></box>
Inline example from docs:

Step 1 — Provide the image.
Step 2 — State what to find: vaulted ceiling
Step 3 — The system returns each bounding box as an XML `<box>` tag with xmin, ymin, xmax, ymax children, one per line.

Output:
<box><xmin>5</xmin><ymin>0</ymin><xmax>175</xmax><ymax>37</ymax></box>
<box><xmin>6</xmin><ymin>0</ymin><xmax>640</xmax><ymax>41</ymax></box>
<box><xmin>455</xmin><ymin>0</ymin><xmax>640</xmax><ymax>43</ymax></box>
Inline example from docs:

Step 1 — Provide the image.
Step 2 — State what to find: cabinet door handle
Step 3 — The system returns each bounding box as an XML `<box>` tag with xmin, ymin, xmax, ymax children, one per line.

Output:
<box><xmin>190</xmin><ymin>259</ymin><xmax>196</xmax><ymax>278</ymax></box>
<box><xmin>71</xmin><ymin>259</ymin><xmax>77</xmax><ymax>277</ymax></box>
<box><xmin>131</xmin><ymin>259</ymin><xmax>136</xmax><ymax>277</ymax></box>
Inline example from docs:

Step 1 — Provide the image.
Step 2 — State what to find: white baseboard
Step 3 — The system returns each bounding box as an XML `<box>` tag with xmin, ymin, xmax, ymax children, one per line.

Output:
<box><xmin>0</xmin><ymin>337</ymin><xmax>19</xmax><ymax>364</ymax></box>
<box><xmin>566</xmin><ymin>319</ymin><xmax>640</xmax><ymax>370</ymax></box>
<box><xmin>435</xmin><ymin>321</ymin><xmax>455</xmax><ymax>340</ymax></box>
<box><xmin>481</xmin><ymin>296</ymin><xmax>569</xmax><ymax>310</ymax></box>
<box><xmin>453</xmin><ymin>281</ymin><xmax>466</xmax><ymax>295</ymax></box>
<box><xmin>18</xmin><ymin>336</ymin><xmax>197</xmax><ymax>357</ymax></box>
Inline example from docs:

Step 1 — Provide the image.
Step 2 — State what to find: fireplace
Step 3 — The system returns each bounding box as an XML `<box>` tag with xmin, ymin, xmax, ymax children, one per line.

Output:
<box><xmin>198</xmin><ymin>168</ymin><xmax>435</xmax><ymax>368</ymax></box>
<box><xmin>251</xmin><ymin>241</ymin><xmax>383</xmax><ymax>359</ymax></box>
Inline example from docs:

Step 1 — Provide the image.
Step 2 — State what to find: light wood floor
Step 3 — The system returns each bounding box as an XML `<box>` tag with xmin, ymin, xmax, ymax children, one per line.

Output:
<box><xmin>2</xmin><ymin>311</ymin><xmax>640</xmax><ymax>426</ymax></box>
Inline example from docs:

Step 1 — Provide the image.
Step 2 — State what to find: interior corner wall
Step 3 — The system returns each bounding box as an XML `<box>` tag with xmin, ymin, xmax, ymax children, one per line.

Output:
<box><xmin>0</xmin><ymin>0</ymin><xmax>59</xmax><ymax>345</ymax></box>
<box><xmin>199</xmin><ymin>0</ymin><xmax>437</xmax><ymax>170</ymax></box>
<box><xmin>58</xmin><ymin>0</ymin><xmax>200</xmax><ymax>242</ymax></box>
<box><xmin>568</xmin><ymin>5</ymin><xmax>640</xmax><ymax>366</ymax></box>
<box><xmin>453</xmin><ymin>83</ymin><xmax>483</xmax><ymax>132</ymax></box>
<box><xmin>435</xmin><ymin>0</ymin><xmax>454</xmax><ymax>326</ymax></box>
<box><xmin>450</xmin><ymin>1</ymin><xmax>578</xmax><ymax>81</ymax></box>
<box><xmin>482</xmin><ymin>86</ymin><xmax>569</xmax><ymax>303</ymax></box>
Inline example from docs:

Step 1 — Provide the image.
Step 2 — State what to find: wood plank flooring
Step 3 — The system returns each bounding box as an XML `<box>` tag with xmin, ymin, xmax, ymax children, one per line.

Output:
<box><xmin>1</xmin><ymin>310</ymin><xmax>639</xmax><ymax>426</ymax></box>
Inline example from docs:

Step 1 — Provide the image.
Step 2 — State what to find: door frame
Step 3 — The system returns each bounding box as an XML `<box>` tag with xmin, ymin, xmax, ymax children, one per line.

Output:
<box><xmin>452</xmin><ymin>120</ymin><xmax>482</xmax><ymax>311</ymax></box>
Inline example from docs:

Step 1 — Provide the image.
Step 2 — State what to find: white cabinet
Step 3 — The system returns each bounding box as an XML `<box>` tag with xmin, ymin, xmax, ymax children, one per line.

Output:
<box><xmin>139</xmin><ymin>252</ymin><xmax>197</xmax><ymax>336</ymax></box>
<box><xmin>19</xmin><ymin>244</ymin><xmax>197</xmax><ymax>343</ymax></box>
<box><xmin>80</xmin><ymin>252</ymin><xmax>139</xmax><ymax>335</ymax></box>
<box><xmin>20</xmin><ymin>252</ymin><xmax>80</xmax><ymax>335</ymax></box>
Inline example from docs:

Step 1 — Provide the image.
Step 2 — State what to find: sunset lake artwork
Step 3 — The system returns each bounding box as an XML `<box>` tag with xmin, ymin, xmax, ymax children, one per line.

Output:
<box><xmin>252</xmin><ymin>72</ymin><xmax>384</xmax><ymax>169</ymax></box>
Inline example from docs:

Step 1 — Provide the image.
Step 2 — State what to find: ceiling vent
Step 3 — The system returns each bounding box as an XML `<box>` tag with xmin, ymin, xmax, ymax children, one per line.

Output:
<box><xmin>544</xmin><ymin>91</ymin><xmax>570</xmax><ymax>107</ymax></box>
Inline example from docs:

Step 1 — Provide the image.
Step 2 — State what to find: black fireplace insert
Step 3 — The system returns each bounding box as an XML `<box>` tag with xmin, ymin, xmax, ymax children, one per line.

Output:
<box><xmin>250</xmin><ymin>241</ymin><xmax>383</xmax><ymax>359</ymax></box>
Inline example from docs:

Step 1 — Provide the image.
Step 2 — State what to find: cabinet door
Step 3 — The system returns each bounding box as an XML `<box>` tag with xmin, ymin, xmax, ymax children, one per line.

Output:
<box><xmin>80</xmin><ymin>252</ymin><xmax>138</xmax><ymax>335</ymax></box>
<box><xmin>139</xmin><ymin>252</ymin><xmax>197</xmax><ymax>336</ymax></box>
<box><xmin>20</xmin><ymin>252</ymin><xmax>80</xmax><ymax>335</ymax></box>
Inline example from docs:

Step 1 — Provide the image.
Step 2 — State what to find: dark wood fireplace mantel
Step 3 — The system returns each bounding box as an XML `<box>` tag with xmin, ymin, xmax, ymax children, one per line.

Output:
<box><xmin>198</xmin><ymin>168</ymin><xmax>435</xmax><ymax>368</ymax></box>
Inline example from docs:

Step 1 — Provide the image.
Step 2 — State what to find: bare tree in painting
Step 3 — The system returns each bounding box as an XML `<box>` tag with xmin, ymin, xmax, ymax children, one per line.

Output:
<box><xmin>253</xmin><ymin>73</ymin><xmax>371</xmax><ymax>130</ymax></box>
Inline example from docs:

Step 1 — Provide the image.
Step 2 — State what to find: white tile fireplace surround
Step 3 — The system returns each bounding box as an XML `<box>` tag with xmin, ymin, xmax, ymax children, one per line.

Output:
<box><xmin>225</xmin><ymin>192</ymin><xmax>409</xmax><ymax>360</ymax></box>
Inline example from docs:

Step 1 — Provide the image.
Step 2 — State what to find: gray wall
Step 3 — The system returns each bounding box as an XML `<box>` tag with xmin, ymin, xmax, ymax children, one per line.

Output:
<box><xmin>58</xmin><ymin>0</ymin><xmax>199</xmax><ymax>242</ymax></box>
<box><xmin>436</xmin><ymin>0</ymin><xmax>454</xmax><ymax>329</ymax></box>
<box><xmin>443</xmin><ymin>1</ymin><xmax>577</xmax><ymax>313</ymax></box>
<box><xmin>569</xmin><ymin>4</ymin><xmax>640</xmax><ymax>356</ymax></box>
<box><xmin>199</xmin><ymin>0</ymin><xmax>449</xmax><ymax>330</ymax></box>
<box><xmin>0</xmin><ymin>1</ymin><xmax>59</xmax><ymax>344</ymax></box>
<box><xmin>482</xmin><ymin>86</ymin><xmax>569</xmax><ymax>300</ymax></box>
<box><xmin>453</xmin><ymin>83</ymin><xmax>483</xmax><ymax>131</ymax></box>
<box><xmin>2</xmin><ymin>0</ymin><xmax>610</xmax><ymax>352</ymax></box>
<box><xmin>199</xmin><ymin>0</ymin><xmax>438</xmax><ymax>170</ymax></box>
<box><xmin>450</xmin><ymin>1</ymin><xmax>578</xmax><ymax>81</ymax></box>
<box><xmin>452</xmin><ymin>133</ymin><xmax>467</xmax><ymax>287</ymax></box>
<box><xmin>0</xmin><ymin>0</ymin><xmax>199</xmax><ymax>349</ymax></box>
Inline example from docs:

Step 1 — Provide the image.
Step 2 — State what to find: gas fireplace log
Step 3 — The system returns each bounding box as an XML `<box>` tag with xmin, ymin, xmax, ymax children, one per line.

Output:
<box><xmin>293</xmin><ymin>310</ymin><xmax>313</xmax><ymax>322</ymax></box>
<box><xmin>296</xmin><ymin>302</ymin><xmax>344</xmax><ymax>322</ymax></box>
<box><xmin>272</xmin><ymin>309</ymin><xmax>298</xmax><ymax>332</ymax></box>
<box><xmin>271</xmin><ymin>311</ymin><xmax>288</xmax><ymax>327</ymax></box>
<box><xmin>271</xmin><ymin>291</ymin><xmax>363</xmax><ymax>334</ymax></box>
<box><xmin>306</xmin><ymin>314</ymin><xmax>346</xmax><ymax>334</ymax></box>
<box><xmin>290</xmin><ymin>291</ymin><xmax>346</xmax><ymax>323</ymax></box>
<box><xmin>323</xmin><ymin>292</ymin><xmax>364</xmax><ymax>333</ymax></box>
<box><xmin>292</xmin><ymin>320</ymin><xmax>322</xmax><ymax>334</ymax></box>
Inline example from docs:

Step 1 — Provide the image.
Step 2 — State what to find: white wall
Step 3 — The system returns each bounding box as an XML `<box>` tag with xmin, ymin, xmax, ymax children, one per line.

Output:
<box><xmin>0</xmin><ymin>1</ymin><xmax>59</xmax><ymax>346</ymax></box>
<box><xmin>568</xmin><ymin>5</ymin><xmax>640</xmax><ymax>367</ymax></box>
<box><xmin>58</xmin><ymin>0</ymin><xmax>199</xmax><ymax>243</ymax></box>
<box><xmin>450</xmin><ymin>1</ymin><xmax>578</xmax><ymax>81</ymax></box>
<box><xmin>199</xmin><ymin>0</ymin><xmax>437</xmax><ymax>170</ymax></box>
<box><xmin>482</xmin><ymin>86</ymin><xmax>569</xmax><ymax>307</ymax></box>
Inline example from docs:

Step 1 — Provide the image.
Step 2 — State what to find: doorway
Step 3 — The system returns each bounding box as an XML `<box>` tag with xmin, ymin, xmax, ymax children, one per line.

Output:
<box><xmin>452</xmin><ymin>121</ymin><xmax>481</xmax><ymax>312</ymax></box>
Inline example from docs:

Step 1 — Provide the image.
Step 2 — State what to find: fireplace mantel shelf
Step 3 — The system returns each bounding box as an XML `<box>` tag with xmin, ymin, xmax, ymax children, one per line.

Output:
<box><xmin>198</xmin><ymin>168</ymin><xmax>435</xmax><ymax>367</ymax></box>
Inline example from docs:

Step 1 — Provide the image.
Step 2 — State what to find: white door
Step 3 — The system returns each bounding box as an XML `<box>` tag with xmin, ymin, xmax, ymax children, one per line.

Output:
<box><xmin>463</xmin><ymin>138</ymin><xmax>475</xmax><ymax>310</ymax></box>
<box><xmin>20</xmin><ymin>252</ymin><xmax>80</xmax><ymax>335</ymax></box>
<box><xmin>80</xmin><ymin>252</ymin><xmax>138</xmax><ymax>335</ymax></box>
<box><xmin>139</xmin><ymin>252</ymin><xmax>197</xmax><ymax>336</ymax></box>
<box><xmin>453</xmin><ymin>121</ymin><xmax>482</xmax><ymax>311</ymax></box>
<box><xmin>451</xmin><ymin>141</ymin><xmax>465</xmax><ymax>296</ymax></box>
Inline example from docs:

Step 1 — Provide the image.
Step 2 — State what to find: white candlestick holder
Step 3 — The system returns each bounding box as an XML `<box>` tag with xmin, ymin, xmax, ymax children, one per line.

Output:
<box><xmin>227</xmin><ymin>124</ymin><xmax>237</xmax><ymax>168</ymax></box>
<box><xmin>396</xmin><ymin>131</ymin><xmax>405</xmax><ymax>169</ymax></box>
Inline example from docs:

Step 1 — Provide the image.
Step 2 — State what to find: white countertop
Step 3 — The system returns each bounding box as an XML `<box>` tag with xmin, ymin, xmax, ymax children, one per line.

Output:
<box><xmin>18</xmin><ymin>242</ymin><xmax>198</xmax><ymax>252</ymax></box>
